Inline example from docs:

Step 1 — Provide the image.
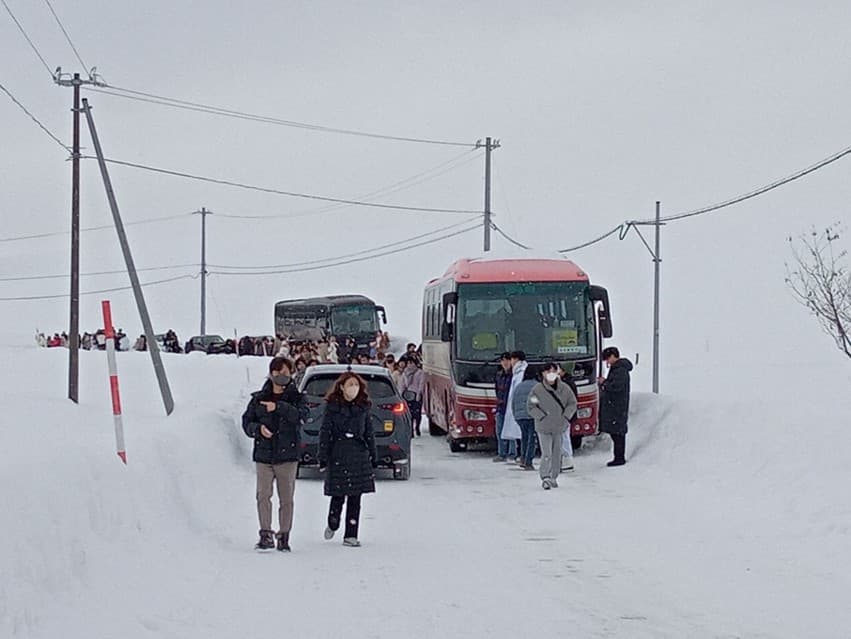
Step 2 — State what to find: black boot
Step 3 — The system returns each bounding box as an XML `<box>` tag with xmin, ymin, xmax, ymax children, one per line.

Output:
<box><xmin>276</xmin><ymin>531</ymin><xmax>291</xmax><ymax>552</ymax></box>
<box><xmin>255</xmin><ymin>529</ymin><xmax>275</xmax><ymax>551</ymax></box>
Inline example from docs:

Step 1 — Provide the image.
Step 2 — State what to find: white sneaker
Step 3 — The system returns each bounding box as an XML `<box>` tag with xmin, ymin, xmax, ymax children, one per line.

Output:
<box><xmin>343</xmin><ymin>537</ymin><xmax>361</xmax><ymax>547</ymax></box>
<box><xmin>324</xmin><ymin>526</ymin><xmax>335</xmax><ymax>540</ymax></box>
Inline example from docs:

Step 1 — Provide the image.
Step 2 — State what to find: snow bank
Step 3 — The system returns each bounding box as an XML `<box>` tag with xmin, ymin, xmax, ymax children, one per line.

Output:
<box><xmin>2</xmin><ymin>345</ymin><xmax>850</xmax><ymax>638</ymax></box>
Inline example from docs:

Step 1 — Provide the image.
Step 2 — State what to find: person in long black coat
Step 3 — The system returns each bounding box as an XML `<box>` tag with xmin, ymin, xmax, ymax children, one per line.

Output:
<box><xmin>597</xmin><ymin>346</ymin><xmax>634</xmax><ymax>467</ymax></box>
<box><xmin>318</xmin><ymin>372</ymin><xmax>377</xmax><ymax>547</ymax></box>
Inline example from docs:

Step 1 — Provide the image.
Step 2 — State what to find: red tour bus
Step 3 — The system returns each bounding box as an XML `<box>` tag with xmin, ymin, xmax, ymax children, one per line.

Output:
<box><xmin>421</xmin><ymin>257</ymin><xmax>612</xmax><ymax>452</ymax></box>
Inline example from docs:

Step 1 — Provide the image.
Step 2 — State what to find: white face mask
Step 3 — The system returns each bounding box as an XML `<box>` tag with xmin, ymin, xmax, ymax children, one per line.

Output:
<box><xmin>545</xmin><ymin>372</ymin><xmax>559</xmax><ymax>383</ymax></box>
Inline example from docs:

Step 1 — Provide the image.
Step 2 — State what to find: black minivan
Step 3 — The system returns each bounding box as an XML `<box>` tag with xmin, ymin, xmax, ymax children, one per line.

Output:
<box><xmin>296</xmin><ymin>364</ymin><xmax>412</xmax><ymax>480</ymax></box>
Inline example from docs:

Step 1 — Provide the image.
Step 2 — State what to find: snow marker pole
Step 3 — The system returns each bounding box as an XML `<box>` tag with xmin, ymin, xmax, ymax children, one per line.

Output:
<box><xmin>102</xmin><ymin>300</ymin><xmax>127</xmax><ymax>464</ymax></box>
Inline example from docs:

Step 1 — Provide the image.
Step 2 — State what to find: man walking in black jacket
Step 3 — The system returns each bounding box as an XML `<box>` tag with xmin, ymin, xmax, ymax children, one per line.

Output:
<box><xmin>598</xmin><ymin>347</ymin><xmax>633</xmax><ymax>467</ymax></box>
<box><xmin>242</xmin><ymin>357</ymin><xmax>305</xmax><ymax>551</ymax></box>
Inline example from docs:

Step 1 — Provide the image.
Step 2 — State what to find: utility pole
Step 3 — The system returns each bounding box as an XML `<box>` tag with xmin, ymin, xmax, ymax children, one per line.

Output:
<box><xmin>193</xmin><ymin>207</ymin><xmax>212</xmax><ymax>336</ymax></box>
<box><xmin>82</xmin><ymin>98</ymin><xmax>175</xmax><ymax>415</ymax></box>
<box><xmin>626</xmin><ymin>203</ymin><xmax>663</xmax><ymax>394</ymax></box>
<box><xmin>652</xmin><ymin>201</ymin><xmax>661</xmax><ymax>394</ymax></box>
<box><xmin>476</xmin><ymin>137</ymin><xmax>500</xmax><ymax>252</ymax></box>
<box><xmin>54</xmin><ymin>69</ymin><xmax>105</xmax><ymax>403</ymax></box>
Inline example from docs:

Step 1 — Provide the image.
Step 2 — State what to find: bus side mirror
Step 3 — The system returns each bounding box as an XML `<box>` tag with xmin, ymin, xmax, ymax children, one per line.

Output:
<box><xmin>376</xmin><ymin>306</ymin><xmax>387</xmax><ymax>324</ymax></box>
<box><xmin>441</xmin><ymin>292</ymin><xmax>458</xmax><ymax>342</ymax></box>
<box><xmin>589</xmin><ymin>285</ymin><xmax>613</xmax><ymax>338</ymax></box>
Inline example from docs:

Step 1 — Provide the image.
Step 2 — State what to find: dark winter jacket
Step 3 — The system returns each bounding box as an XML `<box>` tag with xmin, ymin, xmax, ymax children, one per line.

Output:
<box><xmin>495</xmin><ymin>368</ymin><xmax>512</xmax><ymax>415</ymax></box>
<box><xmin>599</xmin><ymin>358</ymin><xmax>633</xmax><ymax>435</ymax></box>
<box><xmin>318</xmin><ymin>400</ymin><xmax>377</xmax><ymax>497</ymax></box>
<box><xmin>241</xmin><ymin>380</ymin><xmax>304</xmax><ymax>464</ymax></box>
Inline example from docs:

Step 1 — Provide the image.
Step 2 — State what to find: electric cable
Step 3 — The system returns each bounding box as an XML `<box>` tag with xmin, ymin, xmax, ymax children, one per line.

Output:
<box><xmin>82</xmin><ymin>156</ymin><xmax>481</xmax><ymax>214</ymax></box>
<box><xmin>42</xmin><ymin>0</ymin><xmax>88</xmax><ymax>75</ymax></box>
<box><xmin>0</xmin><ymin>212</ymin><xmax>191</xmax><ymax>243</ymax></box>
<box><xmin>0</xmin><ymin>273</ymin><xmax>196</xmax><ymax>302</ymax></box>
<box><xmin>85</xmin><ymin>85</ymin><xmax>476</xmax><ymax>148</ymax></box>
<box><xmin>0</xmin><ymin>80</ymin><xmax>69</xmax><ymax>151</ymax></box>
<box><xmin>215</xmin><ymin>150</ymin><xmax>483</xmax><ymax>221</ymax></box>
<box><xmin>210</xmin><ymin>223</ymin><xmax>480</xmax><ymax>276</ymax></box>
<box><xmin>208</xmin><ymin>216</ymin><xmax>482</xmax><ymax>270</ymax></box>
<box><xmin>633</xmin><ymin>144</ymin><xmax>851</xmax><ymax>224</ymax></box>
<box><xmin>1</xmin><ymin>0</ymin><xmax>54</xmax><ymax>78</ymax></box>
<box><xmin>0</xmin><ymin>263</ymin><xmax>199</xmax><ymax>282</ymax></box>
<box><xmin>490</xmin><ymin>222</ymin><xmax>532</xmax><ymax>250</ymax></box>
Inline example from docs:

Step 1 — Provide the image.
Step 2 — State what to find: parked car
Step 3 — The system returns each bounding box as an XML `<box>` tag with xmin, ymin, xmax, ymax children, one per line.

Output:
<box><xmin>296</xmin><ymin>364</ymin><xmax>412</xmax><ymax>480</ymax></box>
<box><xmin>184</xmin><ymin>334</ymin><xmax>229</xmax><ymax>354</ymax></box>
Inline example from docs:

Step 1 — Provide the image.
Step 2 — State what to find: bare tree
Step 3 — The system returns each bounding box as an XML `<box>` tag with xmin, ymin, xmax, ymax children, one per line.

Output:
<box><xmin>785</xmin><ymin>224</ymin><xmax>850</xmax><ymax>359</ymax></box>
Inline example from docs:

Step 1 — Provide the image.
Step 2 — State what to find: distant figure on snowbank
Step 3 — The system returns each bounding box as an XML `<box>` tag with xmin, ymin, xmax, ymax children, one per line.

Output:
<box><xmin>597</xmin><ymin>346</ymin><xmax>633</xmax><ymax>467</ymax></box>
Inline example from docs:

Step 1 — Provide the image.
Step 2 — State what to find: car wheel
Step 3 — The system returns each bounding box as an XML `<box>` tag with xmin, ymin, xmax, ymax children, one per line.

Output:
<box><xmin>449</xmin><ymin>438</ymin><xmax>464</xmax><ymax>453</ymax></box>
<box><xmin>570</xmin><ymin>435</ymin><xmax>583</xmax><ymax>452</ymax></box>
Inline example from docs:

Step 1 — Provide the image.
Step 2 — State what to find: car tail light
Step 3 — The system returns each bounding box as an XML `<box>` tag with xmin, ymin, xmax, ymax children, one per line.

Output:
<box><xmin>379</xmin><ymin>403</ymin><xmax>406</xmax><ymax>414</ymax></box>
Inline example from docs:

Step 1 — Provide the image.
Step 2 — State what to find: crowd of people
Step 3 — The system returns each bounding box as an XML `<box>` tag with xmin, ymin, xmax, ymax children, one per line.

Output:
<box><xmin>36</xmin><ymin>329</ymin><xmax>137</xmax><ymax>352</ymax></box>
<box><xmin>494</xmin><ymin>347</ymin><xmax>633</xmax><ymax>490</ymax></box>
<box><xmin>240</xmin><ymin>344</ymin><xmax>633</xmax><ymax>551</ymax></box>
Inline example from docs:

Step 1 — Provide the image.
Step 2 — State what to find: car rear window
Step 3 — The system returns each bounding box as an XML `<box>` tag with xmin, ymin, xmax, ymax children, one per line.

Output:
<box><xmin>303</xmin><ymin>374</ymin><xmax>396</xmax><ymax>399</ymax></box>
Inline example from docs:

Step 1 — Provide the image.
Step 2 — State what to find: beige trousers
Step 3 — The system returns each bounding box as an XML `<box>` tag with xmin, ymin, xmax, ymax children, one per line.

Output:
<box><xmin>256</xmin><ymin>461</ymin><xmax>298</xmax><ymax>533</ymax></box>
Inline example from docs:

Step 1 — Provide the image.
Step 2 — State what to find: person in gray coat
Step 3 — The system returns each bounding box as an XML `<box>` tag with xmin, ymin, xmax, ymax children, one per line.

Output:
<box><xmin>526</xmin><ymin>363</ymin><xmax>578</xmax><ymax>490</ymax></box>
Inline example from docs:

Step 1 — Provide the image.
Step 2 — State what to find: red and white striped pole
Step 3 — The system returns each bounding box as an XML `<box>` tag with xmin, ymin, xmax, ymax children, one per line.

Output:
<box><xmin>101</xmin><ymin>300</ymin><xmax>127</xmax><ymax>464</ymax></box>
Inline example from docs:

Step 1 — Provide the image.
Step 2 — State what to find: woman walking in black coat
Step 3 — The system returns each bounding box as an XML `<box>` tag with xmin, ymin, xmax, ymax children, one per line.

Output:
<box><xmin>318</xmin><ymin>372</ymin><xmax>377</xmax><ymax>547</ymax></box>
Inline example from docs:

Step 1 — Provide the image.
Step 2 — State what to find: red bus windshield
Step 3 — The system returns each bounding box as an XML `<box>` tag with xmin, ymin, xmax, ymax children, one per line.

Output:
<box><xmin>455</xmin><ymin>281</ymin><xmax>595</xmax><ymax>361</ymax></box>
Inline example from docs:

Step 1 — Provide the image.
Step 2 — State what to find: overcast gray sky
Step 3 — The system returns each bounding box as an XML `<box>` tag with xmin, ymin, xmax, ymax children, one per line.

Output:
<box><xmin>2</xmin><ymin>1</ymin><xmax>849</xmax><ymax>394</ymax></box>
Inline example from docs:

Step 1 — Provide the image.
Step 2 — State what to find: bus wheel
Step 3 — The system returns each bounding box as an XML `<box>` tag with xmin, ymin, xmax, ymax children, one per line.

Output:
<box><xmin>570</xmin><ymin>435</ymin><xmax>583</xmax><ymax>452</ymax></box>
<box><xmin>449</xmin><ymin>438</ymin><xmax>464</xmax><ymax>453</ymax></box>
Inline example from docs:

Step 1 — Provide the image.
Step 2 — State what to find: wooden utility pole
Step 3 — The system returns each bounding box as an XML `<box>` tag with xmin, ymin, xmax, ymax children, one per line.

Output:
<box><xmin>476</xmin><ymin>137</ymin><xmax>500</xmax><ymax>252</ymax></box>
<box><xmin>193</xmin><ymin>207</ymin><xmax>212</xmax><ymax>336</ymax></box>
<box><xmin>55</xmin><ymin>70</ymin><xmax>105</xmax><ymax>403</ymax></box>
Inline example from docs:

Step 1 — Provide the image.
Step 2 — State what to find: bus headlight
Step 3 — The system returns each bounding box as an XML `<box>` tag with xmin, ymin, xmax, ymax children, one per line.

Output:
<box><xmin>463</xmin><ymin>409</ymin><xmax>488</xmax><ymax>422</ymax></box>
<box><xmin>576</xmin><ymin>407</ymin><xmax>592</xmax><ymax>419</ymax></box>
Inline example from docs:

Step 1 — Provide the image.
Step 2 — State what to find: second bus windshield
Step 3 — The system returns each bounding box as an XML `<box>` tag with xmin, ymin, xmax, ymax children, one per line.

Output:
<box><xmin>330</xmin><ymin>305</ymin><xmax>378</xmax><ymax>336</ymax></box>
<box><xmin>455</xmin><ymin>282</ymin><xmax>594</xmax><ymax>361</ymax></box>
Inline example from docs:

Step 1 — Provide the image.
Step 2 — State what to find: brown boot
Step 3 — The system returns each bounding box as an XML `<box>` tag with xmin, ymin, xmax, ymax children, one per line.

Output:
<box><xmin>276</xmin><ymin>531</ymin><xmax>291</xmax><ymax>552</ymax></box>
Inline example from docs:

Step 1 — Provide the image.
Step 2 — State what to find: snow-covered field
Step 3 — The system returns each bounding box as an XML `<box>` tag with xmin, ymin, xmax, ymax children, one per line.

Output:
<box><xmin>2</xmin><ymin>344</ymin><xmax>849</xmax><ymax>639</ymax></box>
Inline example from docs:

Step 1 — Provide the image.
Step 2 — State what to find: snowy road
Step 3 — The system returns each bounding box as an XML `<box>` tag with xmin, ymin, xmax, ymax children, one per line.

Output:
<box><xmin>2</xmin><ymin>349</ymin><xmax>849</xmax><ymax>639</ymax></box>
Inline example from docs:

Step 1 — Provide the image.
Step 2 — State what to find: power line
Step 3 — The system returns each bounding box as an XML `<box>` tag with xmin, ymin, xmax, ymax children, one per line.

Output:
<box><xmin>1</xmin><ymin>0</ymin><xmax>54</xmax><ymax>78</ymax></box>
<box><xmin>633</xmin><ymin>143</ymin><xmax>851</xmax><ymax>224</ymax></box>
<box><xmin>209</xmin><ymin>217</ymin><xmax>482</xmax><ymax>270</ymax></box>
<box><xmin>490</xmin><ymin>222</ymin><xmax>531</xmax><ymax>250</ymax></box>
<box><xmin>210</xmin><ymin>223</ymin><xmax>480</xmax><ymax>276</ymax></box>
<box><xmin>558</xmin><ymin>224</ymin><xmax>628</xmax><ymax>253</ymax></box>
<box><xmin>0</xmin><ymin>80</ymin><xmax>69</xmax><ymax>151</ymax></box>
<box><xmin>83</xmin><ymin>156</ymin><xmax>482</xmax><ymax>214</ymax></box>
<box><xmin>0</xmin><ymin>263</ymin><xmax>199</xmax><ymax>282</ymax></box>
<box><xmin>42</xmin><ymin>0</ymin><xmax>88</xmax><ymax>75</ymax></box>
<box><xmin>215</xmin><ymin>150</ymin><xmax>483</xmax><ymax>221</ymax></box>
<box><xmin>85</xmin><ymin>84</ymin><xmax>476</xmax><ymax>148</ymax></box>
<box><xmin>0</xmin><ymin>212</ymin><xmax>191</xmax><ymax>243</ymax></box>
<box><xmin>0</xmin><ymin>273</ymin><xmax>196</xmax><ymax>302</ymax></box>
